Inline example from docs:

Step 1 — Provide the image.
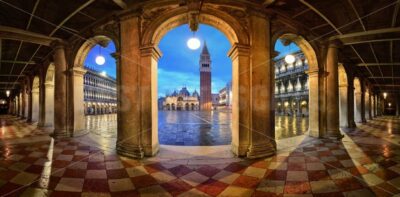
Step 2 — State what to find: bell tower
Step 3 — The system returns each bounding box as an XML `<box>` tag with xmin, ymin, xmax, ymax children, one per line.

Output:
<box><xmin>199</xmin><ymin>41</ymin><xmax>212</xmax><ymax>110</ymax></box>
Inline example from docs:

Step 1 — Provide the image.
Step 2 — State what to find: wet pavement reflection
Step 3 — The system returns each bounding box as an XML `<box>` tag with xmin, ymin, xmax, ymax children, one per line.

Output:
<box><xmin>85</xmin><ymin>113</ymin><xmax>309</xmax><ymax>145</ymax></box>
<box><xmin>275</xmin><ymin>115</ymin><xmax>309</xmax><ymax>139</ymax></box>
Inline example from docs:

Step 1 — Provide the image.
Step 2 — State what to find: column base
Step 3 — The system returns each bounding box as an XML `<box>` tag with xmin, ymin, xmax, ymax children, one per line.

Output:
<box><xmin>117</xmin><ymin>143</ymin><xmax>144</xmax><ymax>159</ymax></box>
<box><xmin>143</xmin><ymin>143</ymin><xmax>160</xmax><ymax>157</ymax></box>
<box><xmin>323</xmin><ymin>131</ymin><xmax>344</xmax><ymax>140</ymax></box>
<box><xmin>246</xmin><ymin>140</ymin><xmax>276</xmax><ymax>159</ymax></box>
<box><xmin>51</xmin><ymin>129</ymin><xmax>69</xmax><ymax>139</ymax></box>
<box><xmin>231</xmin><ymin>143</ymin><xmax>249</xmax><ymax>157</ymax></box>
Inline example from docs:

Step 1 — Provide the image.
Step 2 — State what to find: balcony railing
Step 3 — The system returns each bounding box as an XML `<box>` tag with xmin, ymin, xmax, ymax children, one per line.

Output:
<box><xmin>275</xmin><ymin>90</ymin><xmax>308</xmax><ymax>98</ymax></box>
<box><xmin>275</xmin><ymin>65</ymin><xmax>309</xmax><ymax>78</ymax></box>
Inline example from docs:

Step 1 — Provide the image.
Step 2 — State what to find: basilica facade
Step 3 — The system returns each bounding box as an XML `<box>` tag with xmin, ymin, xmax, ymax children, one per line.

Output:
<box><xmin>274</xmin><ymin>52</ymin><xmax>309</xmax><ymax>116</ymax></box>
<box><xmin>162</xmin><ymin>87</ymin><xmax>200</xmax><ymax>110</ymax></box>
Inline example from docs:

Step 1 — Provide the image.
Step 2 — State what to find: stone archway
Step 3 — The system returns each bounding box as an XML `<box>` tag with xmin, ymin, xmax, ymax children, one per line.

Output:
<box><xmin>271</xmin><ymin>33</ymin><xmax>320</xmax><ymax>137</ymax></box>
<box><xmin>31</xmin><ymin>76</ymin><xmax>40</xmax><ymax>122</ymax></box>
<box><xmin>44</xmin><ymin>64</ymin><xmax>55</xmax><ymax>127</ymax></box>
<box><xmin>338</xmin><ymin>64</ymin><xmax>352</xmax><ymax>128</ymax></box>
<box><xmin>71</xmin><ymin>35</ymin><xmax>118</xmax><ymax>136</ymax></box>
<box><xmin>117</xmin><ymin>6</ymin><xmax>276</xmax><ymax>159</ymax></box>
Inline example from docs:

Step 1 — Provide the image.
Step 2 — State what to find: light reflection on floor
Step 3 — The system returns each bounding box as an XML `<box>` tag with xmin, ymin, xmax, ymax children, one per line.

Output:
<box><xmin>85</xmin><ymin>113</ymin><xmax>309</xmax><ymax>144</ymax></box>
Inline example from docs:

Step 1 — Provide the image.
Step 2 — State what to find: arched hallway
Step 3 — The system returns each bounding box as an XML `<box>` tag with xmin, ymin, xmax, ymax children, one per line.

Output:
<box><xmin>0</xmin><ymin>0</ymin><xmax>400</xmax><ymax>195</ymax></box>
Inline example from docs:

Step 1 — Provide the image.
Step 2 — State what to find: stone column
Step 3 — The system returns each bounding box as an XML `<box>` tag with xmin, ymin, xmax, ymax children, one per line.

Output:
<box><xmin>307</xmin><ymin>68</ymin><xmax>321</xmax><ymax>137</ymax></box>
<box><xmin>117</xmin><ymin>15</ymin><xmax>144</xmax><ymax>158</ymax></box>
<box><xmin>32</xmin><ymin>87</ymin><xmax>40</xmax><ymax>122</ymax></box>
<box><xmin>242</xmin><ymin>12</ymin><xmax>276</xmax><ymax>158</ymax></box>
<box><xmin>140</xmin><ymin>46</ymin><xmax>161</xmax><ymax>156</ymax></box>
<box><xmin>347</xmin><ymin>77</ymin><xmax>356</xmax><ymax>128</ymax></box>
<box><xmin>361</xmin><ymin>89</ymin><xmax>367</xmax><ymax>122</ymax></box>
<box><xmin>354</xmin><ymin>89</ymin><xmax>362</xmax><ymax>123</ymax></box>
<box><xmin>229</xmin><ymin>44</ymin><xmax>249</xmax><ymax>156</ymax></box>
<box><xmin>21</xmin><ymin>85</ymin><xmax>26</xmax><ymax>118</ymax></box>
<box><xmin>365</xmin><ymin>91</ymin><xmax>372</xmax><ymax>120</ymax></box>
<box><xmin>371</xmin><ymin>94</ymin><xmax>375</xmax><ymax>117</ymax></box>
<box><xmin>68</xmin><ymin>67</ymin><xmax>87</xmax><ymax>136</ymax></box>
<box><xmin>339</xmin><ymin>79</ymin><xmax>348</xmax><ymax>127</ymax></box>
<box><xmin>374</xmin><ymin>94</ymin><xmax>378</xmax><ymax>117</ymax></box>
<box><xmin>43</xmin><ymin>82</ymin><xmax>54</xmax><ymax>127</ymax></box>
<box><xmin>16</xmin><ymin>95</ymin><xmax>20</xmax><ymax>117</ymax></box>
<box><xmin>52</xmin><ymin>41</ymin><xmax>68</xmax><ymax>137</ymax></box>
<box><xmin>27</xmin><ymin>88</ymin><xmax>32</xmax><ymax>122</ymax></box>
<box><xmin>396</xmin><ymin>94</ymin><xmax>399</xmax><ymax>117</ymax></box>
<box><xmin>325</xmin><ymin>42</ymin><xmax>342</xmax><ymax>139</ymax></box>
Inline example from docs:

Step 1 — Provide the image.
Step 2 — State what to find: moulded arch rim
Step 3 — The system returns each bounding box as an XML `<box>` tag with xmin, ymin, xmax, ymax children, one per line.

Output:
<box><xmin>271</xmin><ymin>32</ymin><xmax>319</xmax><ymax>71</ymax></box>
<box><xmin>141</xmin><ymin>6</ymin><xmax>249</xmax><ymax>47</ymax></box>
<box><xmin>45</xmin><ymin>63</ymin><xmax>55</xmax><ymax>84</ymax></box>
<box><xmin>354</xmin><ymin>77</ymin><xmax>362</xmax><ymax>93</ymax></box>
<box><xmin>73</xmin><ymin>35</ymin><xmax>116</xmax><ymax>69</ymax></box>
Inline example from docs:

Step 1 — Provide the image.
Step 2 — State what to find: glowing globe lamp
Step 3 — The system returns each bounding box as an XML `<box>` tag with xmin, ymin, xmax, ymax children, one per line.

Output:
<box><xmin>95</xmin><ymin>55</ymin><xmax>106</xmax><ymax>65</ymax></box>
<box><xmin>187</xmin><ymin>37</ymin><xmax>201</xmax><ymax>50</ymax></box>
<box><xmin>285</xmin><ymin>54</ymin><xmax>295</xmax><ymax>64</ymax></box>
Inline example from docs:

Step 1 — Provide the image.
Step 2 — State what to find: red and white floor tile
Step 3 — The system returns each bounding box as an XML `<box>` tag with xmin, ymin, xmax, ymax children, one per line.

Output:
<box><xmin>0</xmin><ymin>115</ymin><xmax>400</xmax><ymax>196</ymax></box>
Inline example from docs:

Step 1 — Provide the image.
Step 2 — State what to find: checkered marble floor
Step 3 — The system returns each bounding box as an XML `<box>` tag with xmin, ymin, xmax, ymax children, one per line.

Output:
<box><xmin>1</xmin><ymin>115</ymin><xmax>400</xmax><ymax>196</ymax></box>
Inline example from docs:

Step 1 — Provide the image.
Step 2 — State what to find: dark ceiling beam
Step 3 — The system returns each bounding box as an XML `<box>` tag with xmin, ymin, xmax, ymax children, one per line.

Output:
<box><xmin>310</xmin><ymin>23</ymin><xmax>329</xmax><ymax>31</ymax></box>
<box><xmin>347</xmin><ymin>0</ymin><xmax>383</xmax><ymax>77</ymax></box>
<box><xmin>374</xmin><ymin>84</ymin><xmax>400</xmax><ymax>87</ymax></box>
<box><xmin>0</xmin><ymin>82</ymin><xmax>20</xmax><ymax>84</ymax></box>
<box><xmin>292</xmin><ymin>8</ymin><xmax>310</xmax><ymax>18</ymax></box>
<box><xmin>0</xmin><ymin>74</ymin><xmax>22</xmax><ymax>77</ymax></box>
<box><xmin>9</xmin><ymin>0</ymin><xmax>96</xmax><ymax>90</ymax></box>
<box><xmin>4</xmin><ymin>0</ymin><xmax>40</xmax><ymax>90</ymax></box>
<box><xmin>0</xmin><ymin>60</ymin><xmax>36</xmax><ymax>65</ymax></box>
<box><xmin>300</xmin><ymin>0</ymin><xmax>381</xmax><ymax>90</ymax></box>
<box><xmin>0</xmin><ymin>25</ymin><xmax>58</xmax><ymax>46</ymax></box>
<box><xmin>329</xmin><ymin>27</ymin><xmax>400</xmax><ymax>45</ymax></box>
<box><xmin>112</xmin><ymin>0</ymin><xmax>128</xmax><ymax>9</ymax></box>
<box><xmin>357</xmin><ymin>63</ymin><xmax>400</xmax><ymax>66</ymax></box>
<box><xmin>369</xmin><ymin>77</ymin><xmax>400</xmax><ymax>79</ymax></box>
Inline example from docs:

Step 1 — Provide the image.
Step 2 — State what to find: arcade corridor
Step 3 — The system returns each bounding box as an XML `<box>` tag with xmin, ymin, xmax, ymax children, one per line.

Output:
<box><xmin>1</xmin><ymin>0</ymin><xmax>400</xmax><ymax>195</ymax></box>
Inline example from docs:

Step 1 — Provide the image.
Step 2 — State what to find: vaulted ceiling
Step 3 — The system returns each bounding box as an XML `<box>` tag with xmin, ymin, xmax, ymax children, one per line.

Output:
<box><xmin>0</xmin><ymin>0</ymin><xmax>399</xmax><ymax>94</ymax></box>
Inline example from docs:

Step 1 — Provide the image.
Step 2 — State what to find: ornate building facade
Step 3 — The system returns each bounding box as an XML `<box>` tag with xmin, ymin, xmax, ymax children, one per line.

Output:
<box><xmin>275</xmin><ymin>52</ymin><xmax>309</xmax><ymax>116</ymax></box>
<box><xmin>218</xmin><ymin>81</ymin><xmax>232</xmax><ymax>108</ymax></box>
<box><xmin>162</xmin><ymin>87</ymin><xmax>200</xmax><ymax>110</ymax></box>
<box><xmin>83</xmin><ymin>66</ymin><xmax>117</xmax><ymax>115</ymax></box>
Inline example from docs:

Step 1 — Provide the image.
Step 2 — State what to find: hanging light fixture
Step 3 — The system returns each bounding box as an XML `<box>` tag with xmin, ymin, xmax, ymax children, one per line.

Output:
<box><xmin>187</xmin><ymin>35</ymin><xmax>201</xmax><ymax>50</ymax></box>
<box><xmin>186</xmin><ymin>0</ymin><xmax>202</xmax><ymax>50</ymax></box>
<box><xmin>383</xmin><ymin>92</ymin><xmax>388</xmax><ymax>99</ymax></box>
<box><xmin>285</xmin><ymin>54</ymin><xmax>296</xmax><ymax>64</ymax></box>
<box><xmin>6</xmin><ymin>90</ymin><xmax>10</xmax><ymax>97</ymax></box>
<box><xmin>284</xmin><ymin>39</ymin><xmax>296</xmax><ymax>64</ymax></box>
<box><xmin>95</xmin><ymin>45</ymin><xmax>106</xmax><ymax>65</ymax></box>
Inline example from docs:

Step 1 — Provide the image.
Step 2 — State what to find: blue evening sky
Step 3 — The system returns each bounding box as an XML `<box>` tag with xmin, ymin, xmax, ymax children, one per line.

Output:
<box><xmin>84</xmin><ymin>25</ymin><xmax>299</xmax><ymax>97</ymax></box>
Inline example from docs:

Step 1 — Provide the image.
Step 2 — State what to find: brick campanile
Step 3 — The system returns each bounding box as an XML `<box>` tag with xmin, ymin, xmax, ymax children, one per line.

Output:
<box><xmin>199</xmin><ymin>41</ymin><xmax>212</xmax><ymax>111</ymax></box>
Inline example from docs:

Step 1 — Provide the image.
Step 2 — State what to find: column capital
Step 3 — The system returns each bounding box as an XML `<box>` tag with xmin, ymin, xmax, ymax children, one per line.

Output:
<box><xmin>69</xmin><ymin>66</ymin><xmax>87</xmax><ymax>77</ymax></box>
<box><xmin>306</xmin><ymin>68</ymin><xmax>320</xmax><ymax>77</ymax></box>
<box><xmin>50</xmin><ymin>39</ymin><xmax>67</xmax><ymax>50</ymax></box>
<box><xmin>140</xmin><ymin>45</ymin><xmax>162</xmax><ymax>61</ymax></box>
<box><xmin>327</xmin><ymin>39</ymin><xmax>343</xmax><ymax>48</ymax></box>
<box><xmin>227</xmin><ymin>43</ymin><xmax>250</xmax><ymax>59</ymax></box>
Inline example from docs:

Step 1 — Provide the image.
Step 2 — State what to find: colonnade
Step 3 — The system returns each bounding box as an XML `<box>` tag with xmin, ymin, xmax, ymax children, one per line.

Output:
<box><xmin>4</xmin><ymin>6</ymin><xmax>394</xmax><ymax>160</ymax></box>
